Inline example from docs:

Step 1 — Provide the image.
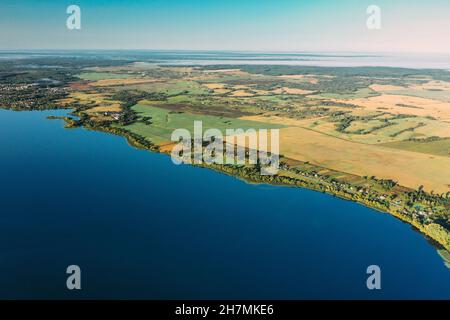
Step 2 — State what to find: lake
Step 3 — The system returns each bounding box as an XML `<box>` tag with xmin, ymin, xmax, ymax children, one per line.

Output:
<box><xmin>2</xmin><ymin>51</ymin><xmax>450</xmax><ymax>69</ymax></box>
<box><xmin>0</xmin><ymin>109</ymin><xmax>449</xmax><ymax>299</ymax></box>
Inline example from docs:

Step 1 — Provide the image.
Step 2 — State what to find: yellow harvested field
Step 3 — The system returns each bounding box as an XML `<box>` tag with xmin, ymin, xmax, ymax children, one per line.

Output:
<box><xmin>239</xmin><ymin>114</ymin><xmax>450</xmax><ymax>192</ymax></box>
<box><xmin>66</xmin><ymin>92</ymin><xmax>123</xmax><ymax>114</ymax></box>
<box><xmin>282</xmin><ymin>87</ymin><xmax>315</xmax><ymax>95</ymax></box>
<box><xmin>411</xmin><ymin>80</ymin><xmax>450</xmax><ymax>91</ymax></box>
<box><xmin>213</xmin><ymin>89</ymin><xmax>232</xmax><ymax>94</ymax></box>
<box><xmin>160</xmin><ymin>66</ymin><xmax>195</xmax><ymax>73</ymax></box>
<box><xmin>334</xmin><ymin>94</ymin><xmax>450</xmax><ymax>122</ymax></box>
<box><xmin>344</xmin><ymin>108</ymin><xmax>382</xmax><ymax>117</ymax></box>
<box><xmin>204</xmin><ymin>83</ymin><xmax>226</xmax><ymax>90</ymax></box>
<box><xmin>241</xmin><ymin>114</ymin><xmax>312</xmax><ymax>127</ymax></box>
<box><xmin>369</xmin><ymin>84</ymin><xmax>406</xmax><ymax>91</ymax></box>
<box><xmin>251</xmin><ymin>89</ymin><xmax>272</xmax><ymax>96</ymax></box>
<box><xmin>233</xmin><ymin>85</ymin><xmax>251</xmax><ymax>90</ymax></box>
<box><xmin>68</xmin><ymin>92</ymin><xmax>117</xmax><ymax>105</ymax></box>
<box><xmin>278</xmin><ymin>74</ymin><xmax>319</xmax><ymax>84</ymax></box>
<box><xmin>71</xmin><ymin>92</ymin><xmax>107</xmax><ymax>101</ymax></box>
<box><xmin>85</xmin><ymin>105</ymin><xmax>121</xmax><ymax>113</ymax></box>
<box><xmin>414</xmin><ymin>119</ymin><xmax>450</xmax><ymax>138</ymax></box>
<box><xmin>203</xmin><ymin>69</ymin><xmax>249</xmax><ymax>76</ymax></box>
<box><xmin>158</xmin><ymin>141</ymin><xmax>177</xmax><ymax>153</ymax></box>
<box><xmin>278</xmin><ymin>126</ymin><xmax>450</xmax><ymax>193</ymax></box>
<box><xmin>57</xmin><ymin>97</ymin><xmax>77</xmax><ymax>105</ymax></box>
<box><xmin>231</xmin><ymin>90</ymin><xmax>254</xmax><ymax>97</ymax></box>
<box><xmin>204</xmin><ymin>69</ymin><xmax>242</xmax><ymax>73</ymax></box>
<box><xmin>271</xmin><ymin>88</ymin><xmax>284</xmax><ymax>94</ymax></box>
<box><xmin>271</xmin><ymin>87</ymin><xmax>315</xmax><ymax>95</ymax></box>
<box><xmin>86</xmin><ymin>115</ymin><xmax>116</xmax><ymax>122</ymax></box>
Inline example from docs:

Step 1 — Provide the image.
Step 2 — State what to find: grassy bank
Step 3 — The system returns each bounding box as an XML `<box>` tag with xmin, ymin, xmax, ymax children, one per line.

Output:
<box><xmin>62</xmin><ymin>114</ymin><xmax>450</xmax><ymax>253</ymax></box>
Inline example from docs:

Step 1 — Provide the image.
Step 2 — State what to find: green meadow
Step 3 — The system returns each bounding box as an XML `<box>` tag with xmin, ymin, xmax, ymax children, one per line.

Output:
<box><xmin>116</xmin><ymin>104</ymin><xmax>284</xmax><ymax>144</ymax></box>
<box><xmin>382</xmin><ymin>138</ymin><xmax>450</xmax><ymax>157</ymax></box>
<box><xmin>77</xmin><ymin>72</ymin><xmax>135</xmax><ymax>81</ymax></box>
<box><xmin>378</xmin><ymin>88</ymin><xmax>450</xmax><ymax>103</ymax></box>
<box><xmin>313</xmin><ymin>87</ymin><xmax>379</xmax><ymax>100</ymax></box>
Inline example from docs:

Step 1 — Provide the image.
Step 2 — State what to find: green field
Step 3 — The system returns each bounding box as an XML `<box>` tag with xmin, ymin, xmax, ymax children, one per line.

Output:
<box><xmin>111</xmin><ymin>80</ymin><xmax>210</xmax><ymax>96</ymax></box>
<box><xmin>345</xmin><ymin>119</ymin><xmax>388</xmax><ymax>134</ymax></box>
<box><xmin>382</xmin><ymin>138</ymin><xmax>450</xmax><ymax>157</ymax></box>
<box><xmin>77</xmin><ymin>72</ymin><xmax>135</xmax><ymax>81</ymax></box>
<box><xmin>378</xmin><ymin>88</ymin><xmax>450</xmax><ymax>103</ymax></box>
<box><xmin>116</xmin><ymin>104</ymin><xmax>284</xmax><ymax>144</ymax></box>
<box><xmin>3</xmin><ymin>57</ymin><xmax>450</xmax><ymax>253</ymax></box>
<box><xmin>312</xmin><ymin>87</ymin><xmax>379</xmax><ymax>100</ymax></box>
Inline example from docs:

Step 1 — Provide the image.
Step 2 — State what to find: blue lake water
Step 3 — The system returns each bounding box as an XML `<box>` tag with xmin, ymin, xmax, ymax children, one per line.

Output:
<box><xmin>0</xmin><ymin>109</ymin><xmax>449</xmax><ymax>299</ymax></box>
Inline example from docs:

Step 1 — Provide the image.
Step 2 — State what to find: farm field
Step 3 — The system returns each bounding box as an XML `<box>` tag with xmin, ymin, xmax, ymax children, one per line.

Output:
<box><xmin>334</xmin><ymin>93</ymin><xmax>450</xmax><ymax>121</ymax></box>
<box><xmin>278</xmin><ymin>126</ymin><xmax>450</xmax><ymax>193</ymax></box>
<box><xmin>1</xmin><ymin>56</ymin><xmax>450</xmax><ymax>253</ymax></box>
<box><xmin>116</xmin><ymin>104</ymin><xmax>284</xmax><ymax>144</ymax></box>
<box><xmin>61</xmin><ymin>66</ymin><xmax>450</xmax><ymax>194</ymax></box>
<box><xmin>382</xmin><ymin>138</ymin><xmax>450</xmax><ymax>157</ymax></box>
<box><xmin>77</xmin><ymin>72</ymin><xmax>135</xmax><ymax>81</ymax></box>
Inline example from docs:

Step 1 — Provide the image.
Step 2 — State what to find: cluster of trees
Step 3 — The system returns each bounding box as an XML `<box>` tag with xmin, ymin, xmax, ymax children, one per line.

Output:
<box><xmin>199</xmin><ymin>65</ymin><xmax>450</xmax><ymax>95</ymax></box>
<box><xmin>390</xmin><ymin>122</ymin><xmax>425</xmax><ymax>138</ymax></box>
<box><xmin>332</xmin><ymin>112</ymin><xmax>417</xmax><ymax>135</ymax></box>
<box><xmin>406</xmin><ymin>185</ymin><xmax>450</xmax><ymax>206</ymax></box>
<box><xmin>407</xmin><ymin>136</ymin><xmax>446</xmax><ymax>142</ymax></box>
<box><xmin>111</xmin><ymin>90</ymin><xmax>167</xmax><ymax>125</ymax></box>
<box><xmin>378</xmin><ymin>179</ymin><xmax>398</xmax><ymax>190</ymax></box>
<box><xmin>0</xmin><ymin>56</ymin><xmax>141</xmax><ymax>111</ymax></box>
<box><xmin>202</xmin><ymin>64</ymin><xmax>450</xmax><ymax>82</ymax></box>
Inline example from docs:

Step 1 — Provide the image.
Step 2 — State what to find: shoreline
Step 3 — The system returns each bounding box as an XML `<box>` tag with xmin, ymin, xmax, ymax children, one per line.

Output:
<box><xmin>1</xmin><ymin>105</ymin><xmax>446</xmax><ymax>258</ymax></box>
<box><xmin>58</xmin><ymin>112</ymin><xmax>450</xmax><ymax>253</ymax></box>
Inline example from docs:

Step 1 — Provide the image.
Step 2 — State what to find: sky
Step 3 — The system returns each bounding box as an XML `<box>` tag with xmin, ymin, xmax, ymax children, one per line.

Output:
<box><xmin>0</xmin><ymin>0</ymin><xmax>449</xmax><ymax>53</ymax></box>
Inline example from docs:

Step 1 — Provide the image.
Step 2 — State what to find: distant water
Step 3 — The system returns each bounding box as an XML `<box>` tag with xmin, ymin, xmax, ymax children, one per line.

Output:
<box><xmin>1</xmin><ymin>50</ymin><xmax>450</xmax><ymax>69</ymax></box>
<box><xmin>0</xmin><ymin>109</ymin><xmax>449</xmax><ymax>299</ymax></box>
<box><xmin>154</xmin><ymin>52</ymin><xmax>450</xmax><ymax>69</ymax></box>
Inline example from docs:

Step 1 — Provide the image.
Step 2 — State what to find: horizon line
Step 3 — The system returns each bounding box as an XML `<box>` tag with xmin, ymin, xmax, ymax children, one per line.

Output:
<box><xmin>1</xmin><ymin>49</ymin><xmax>450</xmax><ymax>56</ymax></box>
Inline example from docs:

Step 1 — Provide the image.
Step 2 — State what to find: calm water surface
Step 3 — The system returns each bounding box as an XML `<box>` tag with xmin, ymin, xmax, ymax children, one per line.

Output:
<box><xmin>0</xmin><ymin>109</ymin><xmax>449</xmax><ymax>299</ymax></box>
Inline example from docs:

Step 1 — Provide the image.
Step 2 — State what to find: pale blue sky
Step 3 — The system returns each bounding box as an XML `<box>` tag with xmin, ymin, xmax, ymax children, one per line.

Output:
<box><xmin>0</xmin><ymin>0</ymin><xmax>449</xmax><ymax>53</ymax></box>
